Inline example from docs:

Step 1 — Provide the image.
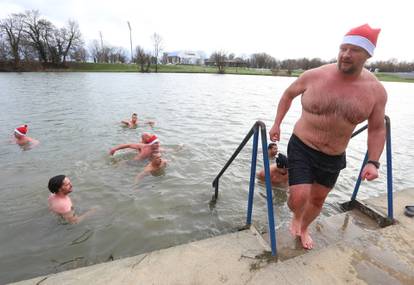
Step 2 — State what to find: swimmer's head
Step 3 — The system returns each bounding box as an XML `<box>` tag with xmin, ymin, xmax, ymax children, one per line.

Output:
<box><xmin>48</xmin><ymin>175</ymin><xmax>66</xmax><ymax>194</ymax></box>
<box><xmin>268</xmin><ymin>143</ymin><xmax>278</xmax><ymax>156</ymax></box>
<box><xmin>14</xmin><ymin>132</ymin><xmax>23</xmax><ymax>139</ymax></box>
<box><xmin>151</xmin><ymin>153</ymin><xmax>163</xmax><ymax>166</ymax></box>
<box><xmin>147</xmin><ymin>134</ymin><xmax>159</xmax><ymax>145</ymax></box>
<box><xmin>14</xmin><ymin>124</ymin><xmax>28</xmax><ymax>138</ymax></box>
<box><xmin>131</xmin><ymin>113</ymin><xmax>138</xmax><ymax>123</ymax></box>
<box><xmin>141</xmin><ymin>132</ymin><xmax>151</xmax><ymax>143</ymax></box>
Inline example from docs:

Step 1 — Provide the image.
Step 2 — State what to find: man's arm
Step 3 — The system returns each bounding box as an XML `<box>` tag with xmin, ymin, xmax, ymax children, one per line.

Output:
<box><xmin>61</xmin><ymin>208</ymin><xmax>96</xmax><ymax>224</ymax></box>
<box><xmin>28</xmin><ymin>137</ymin><xmax>40</xmax><ymax>146</ymax></box>
<box><xmin>269</xmin><ymin>72</ymin><xmax>309</xmax><ymax>141</ymax></box>
<box><xmin>121</xmin><ymin>120</ymin><xmax>130</xmax><ymax>125</ymax></box>
<box><xmin>109</xmin><ymin>143</ymin><xmax>140</xmax><ymax>155</ymax></box>
<box><xmin>361</xmin><ymin>86</ymin><xmax>387</xmax><ymax>181</ymax></box>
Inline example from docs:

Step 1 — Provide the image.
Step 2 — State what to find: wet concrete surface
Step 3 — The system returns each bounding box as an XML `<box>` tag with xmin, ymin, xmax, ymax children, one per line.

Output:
<box><xmin>261</xmin><ymin>208</ymin><xmax>381</xmax><ymax>261</ymax></box>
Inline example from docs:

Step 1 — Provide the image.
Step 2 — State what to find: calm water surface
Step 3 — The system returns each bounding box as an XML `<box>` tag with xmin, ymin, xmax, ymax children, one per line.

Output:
<box><xmin>0</xmin><ymin>72</ymin><xmax>413</xmax><ymax>283</ymax></box>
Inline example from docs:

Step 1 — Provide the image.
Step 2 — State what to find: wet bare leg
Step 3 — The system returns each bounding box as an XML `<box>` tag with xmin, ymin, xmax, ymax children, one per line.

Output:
<box><xmin>299</xmin><ymin>183</ymin><xmax>331</xmax><ymax>249</ymax></box>
<box><xmin>289</xmin><ymin>214</ymin><xmax>301</xmax><ymax>237</ymax></box>
<box><xmin>287</xmin><ymin>184</ymin><xmax>310</xmax><ymax>237</ymax></box>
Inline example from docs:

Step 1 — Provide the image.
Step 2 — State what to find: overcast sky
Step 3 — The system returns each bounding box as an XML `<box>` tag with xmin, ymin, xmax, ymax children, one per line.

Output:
<box><xmin>1</xmin><ymin>0</ymin><xmax>412</xmax><ymax>61</ymax></box>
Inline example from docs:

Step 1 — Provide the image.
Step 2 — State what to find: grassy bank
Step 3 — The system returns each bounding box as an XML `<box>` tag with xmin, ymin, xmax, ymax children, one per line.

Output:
<box><xmin>25</xmin><ymin>62</ymin><xmax>414</xmax><ymax>83</ymax></box>
<box><xmin>0</xmin><ymin>63</ymin><xmax>414</xmax><ymax>83</ymax></box>
<box><xmin>372</xmin><ymin>72</ymin><xmax>414</xmax><ymax>83</ymax></box>
<box><xmin>66</xmin><ymin>62</ymin><xmax>278</xmax><ymax>76</ymax></box>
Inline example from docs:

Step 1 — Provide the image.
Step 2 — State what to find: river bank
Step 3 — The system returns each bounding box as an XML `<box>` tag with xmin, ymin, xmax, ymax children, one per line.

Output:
<box><xmin>1</xmin><ymin>62</ymin><xmax>413</xmax><ymax>83</ymax></box>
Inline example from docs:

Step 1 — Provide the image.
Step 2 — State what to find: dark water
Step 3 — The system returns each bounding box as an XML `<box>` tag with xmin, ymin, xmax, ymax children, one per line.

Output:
<box><xmin>0</xmin><ymin>72</ymin><xmax>413</xmax><ymax>284</ymax></box>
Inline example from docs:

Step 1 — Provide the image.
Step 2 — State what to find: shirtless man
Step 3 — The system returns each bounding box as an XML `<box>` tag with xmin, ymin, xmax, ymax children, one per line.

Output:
<box><xmin>257</xmin><ymin>143</ymin><xmax>288</xmax><ymax>186</ymax></box>
<box><xmin>109</xmin><ymin>133</ymin><xmax>160</xmax><ymax>160</ymax></box>
<box><xmin>13</xmin><ymin>124</ymin><xmax>39</xmax><ymax>147</ymax></box>
<box><xmin>269</xmin><ymin>24</ymin><xmax>387</xmax><ymax>249</ymax></box>
<box><xmin>121</xmin><ymin>113</ymin><xmax>155</xmax><ymax>128</ymax></box>
<box><xmin>47</xmin><ymin>175</ymin><xmax>95</xmax><ymax>224</ymax></box>
<box><xmin>135</xmin><ymin>153</ymin><xmax>167</xmax><ymax>183</ymax></box>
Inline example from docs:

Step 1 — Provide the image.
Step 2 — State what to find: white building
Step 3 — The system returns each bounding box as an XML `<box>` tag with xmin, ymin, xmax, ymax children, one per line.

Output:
<box><xmin>163</xmin><ymin>51</ymin><xmax>206</xmax><ymax>65</ymax></box>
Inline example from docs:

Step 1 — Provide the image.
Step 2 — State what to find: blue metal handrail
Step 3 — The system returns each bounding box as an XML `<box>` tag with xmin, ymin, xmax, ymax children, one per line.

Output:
<box><xmin>212</xmin><ymin>121</ymin><xmax>277</xmax><ymax>256</ymax></box>
<box><xmin>350</xmin><ymin>115</ymin><xmax>394</xmax><ymax>221</ymax></box>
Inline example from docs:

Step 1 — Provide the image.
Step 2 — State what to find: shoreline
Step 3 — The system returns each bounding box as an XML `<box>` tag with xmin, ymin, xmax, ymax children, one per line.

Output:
<box><xmin>1</xmin><ymin>62</ymin><xmax>413</xmax><ymax>83</ymax></box>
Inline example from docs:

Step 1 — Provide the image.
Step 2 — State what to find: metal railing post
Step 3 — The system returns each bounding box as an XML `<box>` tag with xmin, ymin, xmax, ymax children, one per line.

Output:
<box><xmin>259</xmin><ymin>124</ymin><xmax>277</xmax><ymax>256</ymax></box>
<box><xmin>349</xmin><ymin>116</ymin><xmax>394</xmax><ymax>225</ymax></box>
<box><xmin>246</xmin><ymin>127</ymin><xmax>259</xmax><ymax>225</ymax></box>
<box><xmin>212</xmin><ymin>124</ymin><xmax>256</xmax><ymax>201</ymax></box>
<box><xmin>351</xmin><ymin>151</ymin><xmax>368</xmax><ymax>201</ymax></box>
<box><xmin>211</xmin><ymin>121</ymin><xmax>278</xmax><ymax>256</ymax></box>
<box><xmin>385</xmin><ymin>116</ymin><xmax>394</xmax><ymax>220</ymax></box>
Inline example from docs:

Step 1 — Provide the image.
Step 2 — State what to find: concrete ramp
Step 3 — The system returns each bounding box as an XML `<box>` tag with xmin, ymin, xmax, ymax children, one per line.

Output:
<box><xmin>11</xmin><ymin>188</ymin><xmax>414</xmax><ymax>285</ymax></box>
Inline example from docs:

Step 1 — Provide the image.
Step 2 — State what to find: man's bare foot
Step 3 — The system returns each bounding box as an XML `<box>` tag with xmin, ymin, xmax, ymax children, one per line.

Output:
<box><xmin>300</xmin><ymin>229</ymin><xmax>313</xmax><ymax>249</ymax></box>
<box><xmin>289</xmin><ymin>218</ymin><xmax>301</xmax><ymax>237</ymax></box>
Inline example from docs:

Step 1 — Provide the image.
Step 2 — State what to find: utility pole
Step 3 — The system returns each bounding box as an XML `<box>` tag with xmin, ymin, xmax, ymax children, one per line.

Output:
<box><xmin>127</xmin><ymin>21</ymin><xmax>133</xmax><ymax>63</ymax></box>
<box><xmin>99</xmin><ymin>31</ymin><xmax>104</xmax><ymax>63</ymax></box>
<box><xmin>99</xmin><ymin>31</ymin><xmax>104</xmax><ymax>50</ymax></box>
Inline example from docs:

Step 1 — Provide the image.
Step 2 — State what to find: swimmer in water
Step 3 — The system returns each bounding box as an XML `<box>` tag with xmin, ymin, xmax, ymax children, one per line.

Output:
<box><xmin>121</xmin><ymin>113</ymin><xmax>155</xmax><ymax>128</ymax></box>
<box><xmin>47</xmin><ymin>175</ymin><xmax>95</xmax><ymax>224</ymax></box>
<box><xmin>135</xmin><ymin>153</ymin><xmax>167</xmax><ymax>183</ymax></box>
<box><xmin>13</xmin><ymin>124</ymin><xmax>39</xmax><ymax>147</ymax></box>
<box><xmin>109</xmin><ymin>133</ymin><xmax>160</xmax><ymax>161</ymax></box>
<box><xmin>257</xmin><ymin>143</ymin><xmax>288</xmax><ymax>186</ymax></box>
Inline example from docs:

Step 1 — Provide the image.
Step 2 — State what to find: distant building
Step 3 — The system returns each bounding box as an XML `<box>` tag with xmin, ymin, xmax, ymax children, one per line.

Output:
<box><xmin>163</xmin><ymin>51</ymin><xmax>206</xmax><ymax>65</ymax></box>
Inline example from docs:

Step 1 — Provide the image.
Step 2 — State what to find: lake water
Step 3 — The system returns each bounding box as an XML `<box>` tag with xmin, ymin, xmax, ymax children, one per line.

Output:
<box><xmin>0</xmin><ymin>72</ymin><xmax>413</xmax><ymax>283</ymax></box>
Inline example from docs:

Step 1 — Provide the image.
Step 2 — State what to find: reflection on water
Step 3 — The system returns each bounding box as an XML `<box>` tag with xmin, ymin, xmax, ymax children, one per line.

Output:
<box><xmin>0</xmin><ymin>73</ymin><xmax>413</xmax><ymax>283</ymax></box>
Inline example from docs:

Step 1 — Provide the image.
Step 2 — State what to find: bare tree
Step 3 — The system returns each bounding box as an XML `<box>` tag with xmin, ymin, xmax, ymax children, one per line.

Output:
<box><xmin>23</xmin><ymin>10</ymin><xmax>51</xmax><ymax>63</ymax></box>
<box><xmin>210</xmin><ymin>50</ymin><xmax>227</xmax><ymax>74</ymax></box>
<box><xmin>89</xmin><ymin>39</ymin><xmax>101</xmax><ymax>63</ymax></box>
<box><xmin>59</xmin><ymin>20</ymin><xmax>82</xmax><ymax>64</ymax></box>
<box><xmin>151</xmin><ymin>32</ymin><xmax>163</xmax><ymax>72</ymax></box>
<box><xmin>0</xmin><ymin>33</ymin><xmax>8</xmax><ymax>61</ymax></box>
<box><xmin>70</xmin><ymin>45</ymin><xmax>87</xmax><ymax>62</ymax></box>
<box><xmin>250</xmin><ymin>53</ymin><xmax>275</xmax><ymax>69</ymax></box>
<box><xmin>109</xmin><ymin>46</ymin><xmax>128</xmax><ymax>63</ymax></box>
<box><xmin>280</xmin><ymin>59</ymin><xmax>296</xmax><ymax>75</ymax></box>
<box><xmin>0</xmin><ymin>13</ymin><xmax>25</xmax><ymax>67</ymax></box>
<box><xmin>135</xmin><ymin>45</ymin><xmax>150</xmax><ymax>72</ymax></box>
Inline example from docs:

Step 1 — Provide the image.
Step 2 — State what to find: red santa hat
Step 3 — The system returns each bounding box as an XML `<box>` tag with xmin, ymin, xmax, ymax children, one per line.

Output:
<box><xmin>14</xmin><ymin>124</ymin><xmax>28</xmax><ymax>136</ymax></box>
<box><xmin>147</xmin><ymin>134</ymin><xmax>159</xmax><ymax>145</ymax></box>
<box><xmin>341</xmin><ymin>24</ymin><xmax>381</xmax><ymax>56</ymax></box>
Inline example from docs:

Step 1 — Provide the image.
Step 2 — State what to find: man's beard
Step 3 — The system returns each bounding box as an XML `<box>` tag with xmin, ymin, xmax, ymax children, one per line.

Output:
<box><xmin>338</xmin><ymin>61</ymin><xmax>357</xmax><ymax>74</ymax></box>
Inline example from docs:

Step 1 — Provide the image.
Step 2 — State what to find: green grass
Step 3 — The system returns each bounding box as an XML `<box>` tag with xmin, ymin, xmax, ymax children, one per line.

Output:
<box><xmin>65</xmin><ymin>62</ymin><xmax>413</xmax><ymax>83</ymax></box>
<box><xmin>67</xmin><ymin>62</ymin><xmax>138</xmax><ymax>72</ymax></box>
<box><xmin>373</xmin><ymin>73</ymin><xmax>414</xmax><ymax>83</ymax></box>
<box><xmin>67</xmin><ymin>63</ymin><xmax>276</xmax><ymax>76</ymax></box>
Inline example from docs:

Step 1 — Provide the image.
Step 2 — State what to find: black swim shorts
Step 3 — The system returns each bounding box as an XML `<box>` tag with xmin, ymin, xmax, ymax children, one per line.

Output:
<box><xmin>287</xmin><ymin>134</ymin><xmax>346</xmax><ymax>188</ymax></box>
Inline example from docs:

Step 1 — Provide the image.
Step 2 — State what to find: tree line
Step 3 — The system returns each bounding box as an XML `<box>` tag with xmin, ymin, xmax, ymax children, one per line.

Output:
<box><xmin>1</xmin><ymin>10</ymin><xmax>413</xmax><ymax>73</ymax></box>
<box><xmin>0</xmin><ymin>10</ymin><xmax>84</xmax><ymax>68</ymax></box>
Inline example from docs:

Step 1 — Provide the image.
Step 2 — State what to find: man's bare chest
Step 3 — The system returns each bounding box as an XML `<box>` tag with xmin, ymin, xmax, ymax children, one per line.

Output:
<box><xmin>301</xmin><ymin>86</ymin><xmax>375</xmax><ymax>125</ymax></box>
